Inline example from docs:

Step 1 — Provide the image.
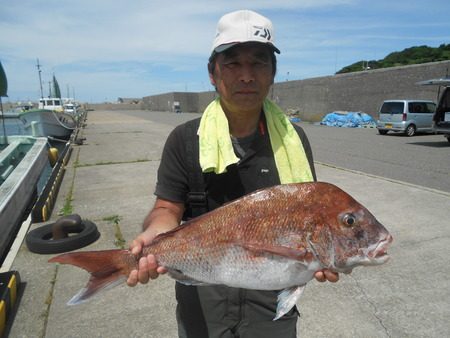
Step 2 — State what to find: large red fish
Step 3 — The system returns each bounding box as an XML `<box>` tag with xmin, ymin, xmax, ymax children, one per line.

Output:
<box><xmin>49</xmin><ymin>182</ymin><xmax>392</xmax><ymax>320</ymax></box>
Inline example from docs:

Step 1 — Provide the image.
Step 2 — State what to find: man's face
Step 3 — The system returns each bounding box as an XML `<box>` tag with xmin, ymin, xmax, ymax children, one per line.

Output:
<box><xmin>210</xmin><ymin>43</ymin><xmax>275</xmax><ymax>115</ymax></box>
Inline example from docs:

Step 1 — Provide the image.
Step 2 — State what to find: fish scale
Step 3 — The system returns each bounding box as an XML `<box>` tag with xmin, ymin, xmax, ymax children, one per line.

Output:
<box><xmin>49</xmin><ymin>181</ymin><xmax>393</xmax><ymax>320</ymax></box>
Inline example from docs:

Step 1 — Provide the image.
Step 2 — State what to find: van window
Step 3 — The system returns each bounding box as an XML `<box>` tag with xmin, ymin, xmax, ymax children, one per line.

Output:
<box><xmin>425</xmin><ymin>103</ymin><xmax>436</xmax><ymax>113</ymax></box>
<box><xmin>409</xmin><ymin>102</ymin><xmax>435</xmax><ymax>114</ymax></box>
<box><xmin>381</xmin><ymin>102</ymin><xmax>404</xmax><ymax>114</ymax></box>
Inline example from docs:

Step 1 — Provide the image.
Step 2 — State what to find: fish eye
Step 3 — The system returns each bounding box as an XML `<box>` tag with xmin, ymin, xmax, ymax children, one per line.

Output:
<box><xmin>342</xmin><ymin>213</ymin><xmax>357</xmax><ymax>227</ymax></box>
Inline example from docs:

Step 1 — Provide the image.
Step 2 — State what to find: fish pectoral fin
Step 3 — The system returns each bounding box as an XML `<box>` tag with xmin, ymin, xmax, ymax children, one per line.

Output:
<box><xmin>274</xmin><ymin>285</ymin><xmax>306</xmax><ymax>321</ymax></box>
<box><xmin>240</xmin><ymin>242</ymin><xmax>308</xmax><ymax>260</ymax></box>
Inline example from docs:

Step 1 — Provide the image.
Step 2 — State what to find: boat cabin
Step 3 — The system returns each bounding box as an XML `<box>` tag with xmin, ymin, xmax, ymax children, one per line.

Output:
<box><xmin>39</xmin><ymin>98</ymin><xmax>63</xmax><ymax>111</ymax></box>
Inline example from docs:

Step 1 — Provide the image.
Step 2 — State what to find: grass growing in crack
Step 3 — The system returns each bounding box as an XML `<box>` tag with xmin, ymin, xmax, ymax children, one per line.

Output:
<box><xmin>41</xmin><ymin>265</ymin><xmax>59</xmax><ymax>338</ymax></box>
<box><xmin>103</xmin><ymin>214</ymin><xmax>121</xmax><ymax>224</ymax></box>
<box><xmin>59</xmin><ymin>188</ymin><xmax>73</xmax><ymax>216</ymax></box>
<box><xmin>58</xmin><ymin>147</ymin><xmax>80</xmax><ymax>216</ymax></box>
<box><xmin>75</xmin><ymin>158</ymin><xmax>153</xmax><ymax>168</ymax></box>
<box><xmin>103</xmin><ymin>215</ymin><xmax>126</xmax><ymax>249</ymax></box>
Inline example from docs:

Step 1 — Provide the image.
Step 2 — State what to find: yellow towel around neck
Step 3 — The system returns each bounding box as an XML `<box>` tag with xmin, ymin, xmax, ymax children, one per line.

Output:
<box><xmin>197</xmin><ymin>98</ymin><xmax>314</xmax><ymax>184</ymax></box>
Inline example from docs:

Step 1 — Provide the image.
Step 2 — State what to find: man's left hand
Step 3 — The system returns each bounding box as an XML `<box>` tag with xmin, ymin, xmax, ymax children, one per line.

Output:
<box><xmin>314</xmin><ymin>269</ymin><xmax>339</xmax><ymax>283</ymax></box>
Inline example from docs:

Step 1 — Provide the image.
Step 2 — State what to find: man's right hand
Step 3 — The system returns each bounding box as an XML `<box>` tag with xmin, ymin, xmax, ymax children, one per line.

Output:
<box><xmin>126</xmin><ymin>198</ymin><xmax>184</xmax><ymax>287</ymax></box>
<box><xmin>127</xmin><ymin>233</ymin><xmax>168</xmax><ymax>286</ymax></box>
<box><xmin>127</xmin><ymin>254</ymin><xmax>167</xmax><ymax>286</ymax></box>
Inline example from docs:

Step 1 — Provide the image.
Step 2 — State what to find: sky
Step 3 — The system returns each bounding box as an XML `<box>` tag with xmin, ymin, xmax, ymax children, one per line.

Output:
<box><xmin>1</xmin><ymin>0</ymin><xmax>449</xmax><ymax>103</ymax></box>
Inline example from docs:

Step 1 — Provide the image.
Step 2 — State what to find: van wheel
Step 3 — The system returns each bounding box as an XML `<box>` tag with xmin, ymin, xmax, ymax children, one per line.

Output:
<box><xmin>378</xmin><ymin>130</ymin><xmax>388</xmax><ymax>135</ymax></box>
<box><xmin>405</xmin><ymin>125</ymin><xmax>416</xmax><ymax>136</ymax></box>
<box><xmin>446</xmin><ymin>136</ymin><xmax>450</xmax><ymax>143</ymax></box>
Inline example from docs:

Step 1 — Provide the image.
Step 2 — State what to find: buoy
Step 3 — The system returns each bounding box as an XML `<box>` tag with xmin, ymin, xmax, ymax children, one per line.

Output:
<box><xmin>48</xmin><ymin>147</ymin><xmax>59</xmax><ymax>167</ymax></box>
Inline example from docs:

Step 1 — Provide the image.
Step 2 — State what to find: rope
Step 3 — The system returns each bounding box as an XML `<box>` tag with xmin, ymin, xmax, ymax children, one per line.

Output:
<box><xmin>50</xmin><ymin>109</ymin><xmax>76</xmax><ymax>130</ymax></box>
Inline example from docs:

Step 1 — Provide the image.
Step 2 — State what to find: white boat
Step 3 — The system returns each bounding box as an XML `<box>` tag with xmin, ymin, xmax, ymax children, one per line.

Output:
<box><xmin>1</xmin><ymin>107</ymin><xmax>76</xmax><ymax>139</ymax></box>
<box><xmin>63</xmin><ymin>102</ymin><xmax>77</xmax><ymax>115</ymax></box>
<box><xmin>0</xmin><ymin>136</ymin><xmax>48</xmax><ymax>260</ymax></box>
<box><xmin>23</xmin><ymin>63</ymin><xmax>77</xmax><ymax>139</ymax></box>
<box><xmin>18</xmin><ymin>108</ymin><xmax>76</xmax><ymax>139</ymax></box>
<box><xmin>39</xmin><ymin>97</ymin><xmax>64</xmax><ymax>111</ymax></box>
<box><xmin>63</xmin><ymin>101</ymin><xmax>84</xmax><ymax>122</ymax></box>
<box><xmin>0</xmin><ymin>61</ymin><xmax>55</xmax><ymax>261</ymax></box>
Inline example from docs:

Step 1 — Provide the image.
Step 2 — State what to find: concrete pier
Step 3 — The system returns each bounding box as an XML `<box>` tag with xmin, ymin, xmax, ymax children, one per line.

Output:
<box><xmin>5</xmin><ymin>110</ymin><xmax>450</xmax><ymax>337</ymax></box>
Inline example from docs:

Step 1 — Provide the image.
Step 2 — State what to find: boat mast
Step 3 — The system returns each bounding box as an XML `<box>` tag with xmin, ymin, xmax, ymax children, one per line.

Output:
<box><xmin>36</xmin><ymin>58</ymin><xmax>44</xmax><ymax>99</ymax></box>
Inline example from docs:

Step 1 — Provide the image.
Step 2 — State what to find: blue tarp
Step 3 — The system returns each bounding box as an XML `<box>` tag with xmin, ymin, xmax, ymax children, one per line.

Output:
<box><xmin>320</xmin><ymin>111</ymin><xmax>376</xmax><ymax>128</ymax></box>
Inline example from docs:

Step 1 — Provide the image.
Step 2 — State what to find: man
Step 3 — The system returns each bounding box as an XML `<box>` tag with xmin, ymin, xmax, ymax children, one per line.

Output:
<box><xmin>127</xmin><ymin>9</ymin><xmax>339</xmax><ymax>337</ymax></box>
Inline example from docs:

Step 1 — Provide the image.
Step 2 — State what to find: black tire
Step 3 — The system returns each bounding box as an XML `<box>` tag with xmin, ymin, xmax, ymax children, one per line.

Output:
<box><xmin>446</xmin><ymin>136</ymin><xmax>450</xmax><ymax>143</ymax></box>
<box><xmin>378</xmin><ymin>129</ymin><xmax>388</xmax><ymax>135</ymax></box>
<box><xmin>405</xmin><ymin>124</ymin><xmax>416</xmax><ymax>136</ymax></box>
<box><xmin>26</xmin><ymin>215</ymin><xmax>100</xmax><ymax>254</ymax></box>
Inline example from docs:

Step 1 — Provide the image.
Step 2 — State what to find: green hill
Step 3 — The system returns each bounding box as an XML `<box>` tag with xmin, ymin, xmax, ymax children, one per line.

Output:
<box><xmin>336</xmin><ymin>44</ymin><xmax>450</xmax><ymax>74</ymax></box>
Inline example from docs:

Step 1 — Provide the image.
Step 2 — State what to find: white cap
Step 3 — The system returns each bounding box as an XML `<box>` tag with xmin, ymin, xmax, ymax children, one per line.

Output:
<box><xmin>212</xmin><ymin>10</ymin><xmax>280</xmax><ymax>54</ymax></box>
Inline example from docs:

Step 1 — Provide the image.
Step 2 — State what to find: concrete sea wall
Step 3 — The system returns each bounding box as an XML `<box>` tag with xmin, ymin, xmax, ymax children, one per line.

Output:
<box><xmin>270</xmin><ymin>60</ymin><xmax>449</xmax><ymax>121</ymax></box>
<box><xmin>142</xmin><ymin>60</ymin><xmax>450</xmax><ymax>121</ymax></box>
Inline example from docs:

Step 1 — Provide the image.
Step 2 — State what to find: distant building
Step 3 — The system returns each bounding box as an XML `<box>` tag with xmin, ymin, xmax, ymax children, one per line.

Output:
<box><xmin>117</xmin><ymin>97</ymin><xmax>141</xmax><ymax>104</ymax></box>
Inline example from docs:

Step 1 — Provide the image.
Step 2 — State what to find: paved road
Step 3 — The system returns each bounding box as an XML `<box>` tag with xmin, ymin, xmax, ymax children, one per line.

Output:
<box><xmin>300</xmin><ymin>124</ymin><xmax>450</xmax><ymax>193</ymax></box>
<box><xmin>125</xmin><ymin>110</ymin><xmax>450</xmax><ymax>193</ymax></box>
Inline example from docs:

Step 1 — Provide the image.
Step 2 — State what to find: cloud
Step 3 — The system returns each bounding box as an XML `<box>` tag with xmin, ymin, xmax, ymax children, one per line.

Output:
<box><xmin>1</xmin><ymin>0</ymin><xmax>357</xmax><ymax>62</ymax></box>
<box><xmin>1</xmin><ymin>0</ymin><xmax>449</xmax><ymax>102</ymax></box>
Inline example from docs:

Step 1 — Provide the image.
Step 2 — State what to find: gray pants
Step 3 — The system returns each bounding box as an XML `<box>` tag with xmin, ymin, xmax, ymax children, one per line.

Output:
<box><xmin>176</xmin><ymin>283</ymin><xmax>298</xmax><ymax>338</ymax></box>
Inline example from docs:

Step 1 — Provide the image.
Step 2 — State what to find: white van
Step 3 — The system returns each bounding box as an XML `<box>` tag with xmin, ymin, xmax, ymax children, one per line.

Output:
<box><xmin>376</xmin><ymin>100</ymin><xmax>436</xmax><ymax>136</ymax></box>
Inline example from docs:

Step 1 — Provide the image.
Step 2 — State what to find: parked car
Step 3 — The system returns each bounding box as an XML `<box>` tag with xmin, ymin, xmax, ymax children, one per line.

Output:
<box><xmin>417</xmin><ymin>78</ymin><xmax>450</xmax><ymax>143</ymax></box>
<box><xmin>376</xmin><ymin>99</ymin><xmax>436</xmax><ymax>136</ymax></box>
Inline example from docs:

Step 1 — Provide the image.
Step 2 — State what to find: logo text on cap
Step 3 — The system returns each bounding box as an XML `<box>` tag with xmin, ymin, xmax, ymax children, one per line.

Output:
<box><xmin>253</xmin><ymin>26</ymin><xmax>271</xmax><ymax>41</ymax></box>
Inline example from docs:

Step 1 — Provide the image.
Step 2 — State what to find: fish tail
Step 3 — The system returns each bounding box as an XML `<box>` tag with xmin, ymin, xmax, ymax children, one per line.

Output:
<box><xmin>49</xmin><ymin>249</ymin><xmax>136</xmax><ymax>305</ymax></box>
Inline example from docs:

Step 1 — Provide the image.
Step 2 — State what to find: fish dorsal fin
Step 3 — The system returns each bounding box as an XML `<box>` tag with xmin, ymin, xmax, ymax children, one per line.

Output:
<box><xmin>239</xmin><ymin>242</ymin><xmax>309</xmax><ymax>261</ymax></box>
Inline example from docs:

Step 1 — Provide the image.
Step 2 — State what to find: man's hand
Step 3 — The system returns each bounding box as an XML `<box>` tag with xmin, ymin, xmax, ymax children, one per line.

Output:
<box><xmin>126</xmin><ymin>198</ymin><xmax>184</xmax><ymax>287</ymax></box>
<box><xmin>127</xmin><ymin>232</ymin><xmax>168</xmax><ymax>286</ymax></box>
<box><xmin>314</xmin><ymin>269</ymin><xmax>339</xmax><ymax>283</ymax></box>
<box><xmin>127</xmin><ymin>254</ymin><xmax>167</xmax><ymax>286</ymax></box>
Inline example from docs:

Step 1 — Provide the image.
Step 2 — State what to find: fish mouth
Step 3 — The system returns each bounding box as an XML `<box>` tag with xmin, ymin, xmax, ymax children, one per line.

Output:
<box><xmin>367</xmin><ymin>234</ymin><xmax>393</xmax><ymax>264</ymax></box>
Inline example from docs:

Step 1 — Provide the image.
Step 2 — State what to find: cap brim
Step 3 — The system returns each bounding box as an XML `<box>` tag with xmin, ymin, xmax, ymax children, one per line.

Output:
<box><xmin>214</xmin><ymin>42</ymin><xmax>238</xmax><ymax>53</ymax></box>
<box><xmin>214</xmin><ymin>42</ymin><xmax>280</xmax><ymax>54</ymax></box>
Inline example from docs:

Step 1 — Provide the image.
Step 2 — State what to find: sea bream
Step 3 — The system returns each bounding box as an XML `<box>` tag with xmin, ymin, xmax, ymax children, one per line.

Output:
<box><xmin>49</xmin><ymin>182</ymin><xmax>393</xmax><ymax>320</ymax></box>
